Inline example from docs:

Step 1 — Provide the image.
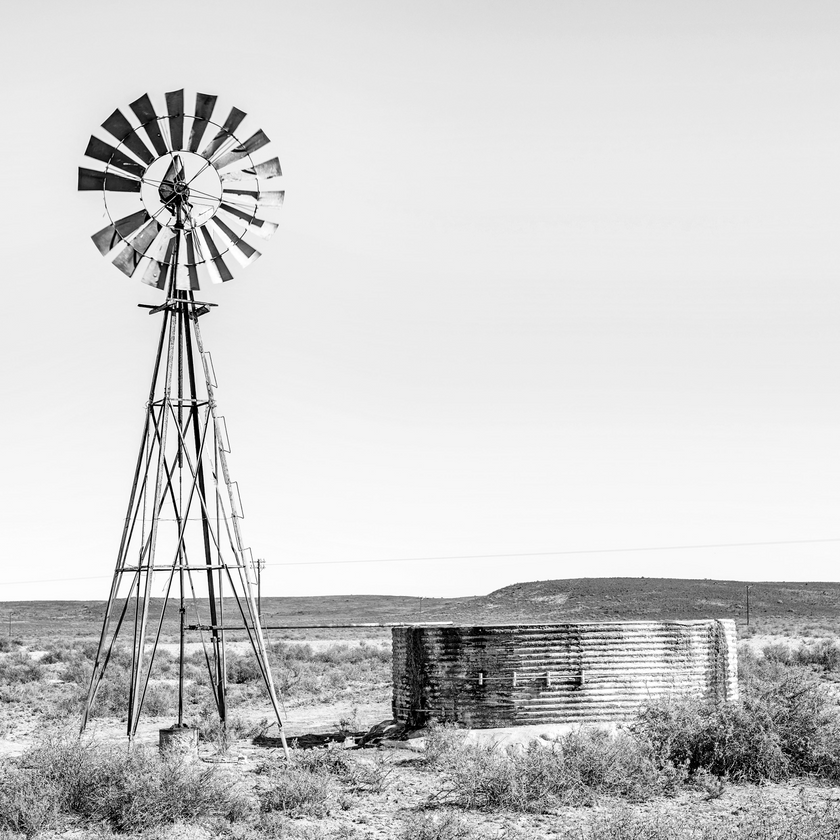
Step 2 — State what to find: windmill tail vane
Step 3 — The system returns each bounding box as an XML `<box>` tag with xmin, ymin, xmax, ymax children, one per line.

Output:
<box><xmin>78</xmin><ymin>89</ymin><xmax>288</xmax><ymax>756</ymax></box>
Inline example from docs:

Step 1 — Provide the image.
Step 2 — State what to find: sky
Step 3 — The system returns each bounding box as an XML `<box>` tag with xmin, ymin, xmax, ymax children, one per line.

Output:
<box><xmin>1</xmin><ymin>0</ymin><xmax>839</xmax><ymax>601</ymax></box>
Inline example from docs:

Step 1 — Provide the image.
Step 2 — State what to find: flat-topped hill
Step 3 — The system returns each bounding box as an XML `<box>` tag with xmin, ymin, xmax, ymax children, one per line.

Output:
<box><xmin>4</xmin><ymin>578</ymin><xmax>839</xmax><ymax>640</ymax></box>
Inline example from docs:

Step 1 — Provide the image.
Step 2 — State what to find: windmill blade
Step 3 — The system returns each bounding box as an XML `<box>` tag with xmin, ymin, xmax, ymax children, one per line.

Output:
<box><xmin>159</xmin><ymin>228</ymin><xmax>178</xmax><ymax>266</ymax></box>
<box><xmin>129</xmin><ymin>93</ymin><xmax>169</xmax><ymax>157</ymax></box>
<box><xmin>78</xmin><ymin>167</ymin><xmax>141</xmax><ymax>192</ymax></box>
<box><xmin>138</xmin><ymin>230</ymin><xmax>176</xmax><ymax>289</ymax></box>
<box><xmin>183</xmin><ymin>230</ymin><xmax>201</xmax><ymax>290</ymax></box>
<box><xmin>221</xmin><ymin>187</ymin><xmax>259</xmax><ymax>200</ymax></box>
<box><xmin>165</xmin><ymin>89</ymin><xmax>185</xmax><ymax>151</ymax></box>
<box><xmin>253</xmin><ymin>158</ymin><xmax>282</xmax><ymax>179</ymax></box>
<box><xmin>257</xmin><ymin>191</ymin><xmax>285</xmax><ymax>206</ymax></box>
<box><xmin>201</xmin><ymin>106</ymin><xmax>247</xmax><ymax>159</ymax></box>
<box><xmin>221</xmin><ymin>188</ymin><xmax>284</xmax><ymax>208</ymax></box>
<box><xmin>220</xmin><ymin>157</ymin><xmax>283</xmax><ymax>182</ymax></box>
<box><xmin>173</xmin><ymin>230</ymin><xmax>191</xmax><ymax>291</ymax></box>
<box><xmin>101</xmin><ymin>109</ymin><xmax>155</xmax><ymax>165</ymax></box>
<box><xmin>208</xmin><ymin>254</ymin><xmax>235</xmax><ymax>283</ymax></box>
<box><xmin>111</xmin><ymin>244</ymin><xmax>144</xmax><ymax>278</ymax></box>
<box><xmin>188</xmin><ymin>92</ymin><xmax>217</xmax><ymax>153</ymax></box>
<box><xmin>111</xmin><ymin>219</ymin><xmax>162</xmax><ymax>276</ymax></box>
<box><xmin>213</xmin><ymin>130</ymin><xmax>271</xmax><ymax>170</ymax></box>
<box><xmin>208</xmin><ymin>217</ymin><xmax>261</xmax><ymax>267</ymax></box>
<box><xmin>138</xmin><ymin>232</ymin><xmax>178</xmax><ymax>289</ymax></box>
<box><xmin>200</xmin><ymin>227</ymin><xmax>235</xmax><ymax>282</ymax></box>
<box><xmin>141</xmin><ymin>257</ymin><xmax>170</xmax><ymax>290</ymax></box>
<box><xmin>134</xmin><ymin>255</ymin><xmax>162</xmax><ymax>289</ymax></box>
<box><xmin>84</xmin><ymin>136</ymin><xmax>145</xmax><ymax>179</ymax></box>
<box><xmin>91</xmin><ymin>209</ymin><xmax>150</xmax><ymax>255</ymax></box>
<box><xmin>218</xmin><ymin>203</ymin><xmax>278</xmax><ymax>239</ymax></box>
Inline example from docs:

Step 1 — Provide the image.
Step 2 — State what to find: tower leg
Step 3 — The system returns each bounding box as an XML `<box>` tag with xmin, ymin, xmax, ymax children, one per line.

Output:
<box><xmin>83</xmin><ymin>293</ymin><xmax>289</xmax><ymax>757</ymax></box>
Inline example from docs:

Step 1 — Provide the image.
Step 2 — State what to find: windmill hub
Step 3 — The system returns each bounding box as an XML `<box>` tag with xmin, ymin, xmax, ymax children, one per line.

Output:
<box><xmin>143</xmin><ymin>150</ymin><xmax>222</xmax><ymax>231</ymax></box>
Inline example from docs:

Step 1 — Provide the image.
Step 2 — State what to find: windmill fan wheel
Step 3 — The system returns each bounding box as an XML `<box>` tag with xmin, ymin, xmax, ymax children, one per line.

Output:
<box><xmin>79</xmin><ymin>89</ymin><xmax>284</xmax><ymax>291</ymax></box>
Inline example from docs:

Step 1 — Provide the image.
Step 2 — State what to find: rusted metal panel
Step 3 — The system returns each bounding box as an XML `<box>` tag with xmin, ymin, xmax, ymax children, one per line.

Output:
<box><xmin>392</xmin><ymin>620</ymin><xmax>738</xmax><ymax>729</ymax></box>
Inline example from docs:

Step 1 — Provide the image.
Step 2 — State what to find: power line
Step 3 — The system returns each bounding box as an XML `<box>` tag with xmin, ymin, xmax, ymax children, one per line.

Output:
<box><xmin>262</xmin><ymin>537</ymin><xmax>840</xmax><ymax>568</ymax></box>
<box><xmin>1</xmin><ymin>537</ymin><xmax>838</xmax><ymax>586</ymax></box>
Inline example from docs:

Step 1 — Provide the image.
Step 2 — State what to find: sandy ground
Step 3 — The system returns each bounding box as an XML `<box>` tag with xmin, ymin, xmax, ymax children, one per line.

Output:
<box><xmin>4</xmin><ymin>631</ymin><xmax>840</xmax><ymax>838</ymax></box>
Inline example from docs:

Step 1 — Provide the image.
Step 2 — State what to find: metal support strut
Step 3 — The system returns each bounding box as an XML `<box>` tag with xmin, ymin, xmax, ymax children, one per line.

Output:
<box><xmin>81</xmin><ymin>237</ymin><xmax>289</xmax><ymax>758</ymax></box>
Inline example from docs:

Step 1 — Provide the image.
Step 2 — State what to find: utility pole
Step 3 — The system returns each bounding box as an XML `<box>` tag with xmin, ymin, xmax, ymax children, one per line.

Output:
<box><xmin>745</xmin><ymin>584</ymin><xmax>750</xmax><ymax>626</ymax></box>
<box><xmin>257</xmin><ymin>558</ymin><xmax>266</xmax><ymax>622</ymax></box>
<box><xmin>7</xmin><ymin>612</ymin><xmax>12</xmax><ymax>639</ymax></box>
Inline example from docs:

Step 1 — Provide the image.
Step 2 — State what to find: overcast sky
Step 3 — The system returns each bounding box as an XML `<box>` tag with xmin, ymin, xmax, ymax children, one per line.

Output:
<box><xmin>1</xmin><ymin>0</ymin><xmax>838</xmax><ymax>601</ymax></box>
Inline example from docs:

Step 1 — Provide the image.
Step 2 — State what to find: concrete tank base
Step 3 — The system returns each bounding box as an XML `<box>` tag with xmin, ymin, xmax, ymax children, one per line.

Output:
<box><xmin>159</xmin><ymin>724</ymin><xmax>199</xmax><ymax>760</ymax></box>
<box><xmin>392</xmin><ymin>620</ymin><xmax>738</xmax><ymax>729</ymax></box>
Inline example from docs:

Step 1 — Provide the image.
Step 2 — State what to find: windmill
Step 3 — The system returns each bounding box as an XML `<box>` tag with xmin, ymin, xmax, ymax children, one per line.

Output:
<box><xmin>78</xmin><ymin>89</ymin><xmax>287</xmax><ymax>753</ymax></box>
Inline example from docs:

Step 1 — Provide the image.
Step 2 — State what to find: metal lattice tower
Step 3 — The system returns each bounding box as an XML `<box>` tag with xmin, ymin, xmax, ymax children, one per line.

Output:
<box><xmin>77</xmin><ymin>89</ymin><xmax>287</xmax><ymax>751</ymax></box>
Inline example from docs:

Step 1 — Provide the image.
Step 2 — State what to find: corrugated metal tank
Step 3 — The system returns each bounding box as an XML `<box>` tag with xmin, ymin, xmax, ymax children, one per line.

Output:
<box><xmin>392</xmin><ymin>620</ymin><xmax>738</xmax><ymax>728</ymax></box>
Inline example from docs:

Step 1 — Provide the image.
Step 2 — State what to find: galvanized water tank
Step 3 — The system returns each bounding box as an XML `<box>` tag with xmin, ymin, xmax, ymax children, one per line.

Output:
<box><xmin>392</xmin><ymin>620</ymin><xmax>738</xmax><ymax>728</ymax></box>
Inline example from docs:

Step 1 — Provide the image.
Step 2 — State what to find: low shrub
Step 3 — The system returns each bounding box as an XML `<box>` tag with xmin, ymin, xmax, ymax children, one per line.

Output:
<box><xmin>295</xmin><ymin>746</ymin><xmax>392</xmax><ymax>792</ymax></box>
<box><xmin>0</xmin><ymin>765</ymin><xmax>60</xmax><ymax>837</ymax></box>
<box><xmin>428</xmin><ymin>729</ymin><xmax>674</xmax><ymax>811</ymax></box>
<box><xmin>634</xmin><ymin>698</ymin><xmax>786</xmax><ymax>782</ymax></box>
<box><xmin>424</xmin><ymin>723</ymin><xmax>469</xmax><ymax>768</ymax></box>
<box><xmin>794</xmin><ymin>639</ymin><xmax>840</xmax><ymax>673</ymax></box>
<box><xmin>636</xmin><ymin>660</ymin><xmax>840</xmax><ymax>783</ymax></box>
<box><xmin>142</xmin><ymin>682</ymin><xmax>176</xmax><ymax>717</ymax></box>
<box><xmin>197</xmin><ymin>709</ymin><xmax>255</xmax><ymax>752</ymax></box>
<box><xmin>0</xmin><ymin>653</ymin><xmax>44</xmax><ymax>685</ymax></box>
<box><xmin>227</xmin><ymin>652</ymin><xmax>265</xmax><ymax>685</ymax></box>
<box><xmin>294</xmin><ymin>746</ymin><xmax>353</xmax><ymax>777</ymax></box>
<box><xmin>760</xmin><ymin>639</ymin><xmax>840</xmax><ymax>673</ymax></box>
<box><xmin>0</xmin><ymin>736</ymin><xmax>253</xmax><ymax>835</ymax></box>
<box><xmin>402</xmin><ymin>811</ymin><xmax>475</xmax><ymax>840</ymax></box>
<box><xmin>256</xmin><ymin>766</ymin><xmax>331</xmax><ymax>818</ymax></box>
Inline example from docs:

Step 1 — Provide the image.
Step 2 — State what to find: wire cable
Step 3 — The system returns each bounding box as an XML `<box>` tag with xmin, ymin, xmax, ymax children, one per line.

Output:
<box><xmin>1</xmin><ymin>537</ymin><xmax>838</xmax><ymax>586</ymax></box>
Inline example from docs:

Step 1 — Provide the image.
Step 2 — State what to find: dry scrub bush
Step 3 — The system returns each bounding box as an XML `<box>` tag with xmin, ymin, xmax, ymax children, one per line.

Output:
<box><xmin>0</xmin><ymin>736</ymin><xmax>253</xmax><ymax>836</ymax></box>
<box><xmin>0</xmin><ymin>653</ymin><xmax>43</xmax><ymax>685</ymax></box>
<box><xmin>192</xmin><ymin>640</ymin><xmax>390</xmax><ymax>707</ymax></box>
<box><xmin>423</xmin><ymin>652</ymin><xmax>840</xmax><ymax>813</ymax></box>
<box><xmin>762</xmin><ymin>639</ymin><xmax>840</xmax><ymax>674</ymax></box>
<box><xmin>401</xmin><ymin>811</ymin><xmax>475</xmax><ymax>840</ymax></box>
<box><xmin>426</xmin><ymin>728</ymin><xmax>676</xmax><ymax>812</ymax></box>
<box><xmin>255</xmin><ymin>766</ymin><xmax>332</xmax><ymax>818</ymax></box>
<box><xmin>294</xmin><ymin>746</ymin><xmax>393</xmax><ymax>792</ymax></box>
<box><xmin>1</xmin><ymin>638</ymin><xmax>390</xmax><ymax>733</ymax></box>
<box><xmin>198</xmin><ymin>709</ymin><xmax>256</xmax><ymax>751</ymax></box>
<box><xmin>637</xmin><ymin>658</ymin><xmax>840</xmax><ymax>783</ymax></box>
<box><xmin>423</xmin><ymin>722</ymin><xmax>469</xmax><ymax>767</ymax></box>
